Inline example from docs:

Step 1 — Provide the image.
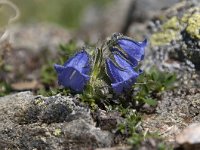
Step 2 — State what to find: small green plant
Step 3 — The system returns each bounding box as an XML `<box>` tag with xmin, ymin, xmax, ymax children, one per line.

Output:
<box><xmin>112</xmin><ymin>67</ymin><xmax>177</xmax><ymax>148</ymax></box>
<box><xmin>40</xmin><ymin>61</ymin><xmax>57</xmax><ymax>86</ymax></box>
<box><xmin>0</xmin><ymin>81</ymin><xmax>11</xmax><ymax>97</ymax></box>
<box><xmin>134</xmin><ymin>67</ymin><xmax>177</xmax><ymax>107</ymax></box>
<box><xmin>116</xmin><ymin>107</ymin><xmax>145</xmax><ymax>148</ymax></box>
<box><xmin>116</xmin><ymin>107</ymin><xmax>172</xmax><ymax>149</ymax></box>
<box><xmin>58</xmin><ymin>41</ymin><xmax>77</xmax><ymax>63</ymax></box>
<box><xmin>117</xmin><ymin>110</ymin><xmax>141</xmax><ymax>135</ymax></box>
<box><xmin>37</xmin><ymin>87</ymin><xmax>70</xmax><ymax>97</ymax></box>
<box><xmin>128</xmin><ymin>132</ymin><xmax>172</xmax><ymax>149</ymax></box>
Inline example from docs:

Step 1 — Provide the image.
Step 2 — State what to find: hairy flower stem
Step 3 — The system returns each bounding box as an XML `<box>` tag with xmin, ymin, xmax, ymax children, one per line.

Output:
<box><xmin>88</xmin><ymin>47</ymin><xmax>104</xmax><ymax>96</ymax></box>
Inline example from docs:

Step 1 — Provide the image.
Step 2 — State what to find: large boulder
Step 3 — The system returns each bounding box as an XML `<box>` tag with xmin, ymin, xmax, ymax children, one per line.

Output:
<box><xmin>148</xmin><ymin>0</ymin><xmax>200</xmax><ymax>70</ymax></box>
<box><xmin>0</xmin><ymin>92</ymin><xmax>113</xmax><ymax>150</ymax></box>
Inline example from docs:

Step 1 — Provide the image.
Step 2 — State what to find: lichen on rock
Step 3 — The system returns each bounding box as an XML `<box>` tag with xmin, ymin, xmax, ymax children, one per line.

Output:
<box><xmin>151</xmin><ymin>29</ymin><xmax>178</xmax><ymax>46</ymax></box>
<box><xmin>186</xmin><ymin>13</ymin><xmax>200</xmax><ymax>40</ymax></box>
<box><xmin>150</xmin><ymin>5</ymin><xmax>200</xmax><ymax>46</ymax></box>
<box><xmin>150</xmin><ymin>16</ymin><xmax>181</xmax><ymax>46</ymax></box>
<box><xmin>148</xmin><ymin>1</ymin><xmax>200</xmax><ymax>71</ymax></box>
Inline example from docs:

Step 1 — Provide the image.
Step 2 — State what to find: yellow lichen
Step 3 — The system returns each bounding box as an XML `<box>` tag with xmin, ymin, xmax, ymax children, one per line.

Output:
<box><xmin>162</xmin><ymin>16</ymin><xmax>180</xmax><ymax>30</ymax></box>
<box><xmin>150</xmin><ymin>30</ymin><xmax>177</xmax><ymax>46</ymax></box>
<box><xmin>53</xmin><ymin>128</ymin><xmax>62</xmax><ymax>136</ymax></box>
<box><xmin>151</xmin><ymin>16</ymin><xmax>181</xmax><ymax>46</ymax></box>
<box><xmin>181</xmin><ymin>13</ymin><xmax>190</xmax><ymax>23</ymax></box>
<box><xmin>186</xmin><ymin>13</ymin><xmax>200</xmax><ymax>39</ymax></box>
<box><xmin>34</xmin><ymin>98</ymin><xmax>45</xmax><ymax>106</ymax></box>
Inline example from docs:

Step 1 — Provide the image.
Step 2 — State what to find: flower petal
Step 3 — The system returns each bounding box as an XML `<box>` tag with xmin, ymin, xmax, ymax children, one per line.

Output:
<box><xmin>106</xmin><ymin>53</ymin><xmax>140</xmax><ymax>94</ymax></box>
<box><xmin>117</xmin><ymin>38</ymin><xmax>147</xmax><ymax>63</ymax></box>
<box><xmin>106</xmin><ymin>54</ymin><xmax>138</xmax><ymax>82</ymax></box>
<box><xmin>54</xmin><ymin>50</ymin><xmax>91</xmax><ymax>92</ymax></box>
<box><xmin>69</xmin><ymin>72</ymin><xmax>90</xmax><ymax>92</ymax></box>
<box><xmin>64</xmin><ymin>50</ymin><xmax>90</xmax><ymax>74</ymax></box>
<box><xmin>111</xmin><ymin>72</ymin><xmax>139</xmax><ymax>94</ymax></box>
<box><xmin>110</xmin><ymin>47</ymin><xmax>138</xmax><ymax>67</ymax></box>
<box><xmin>57</xmin><ymin>67</ymin><xmax>90</xmax><ymax>92</ymax></box>
<box><xmin>54</xmin><ymin>64</ymin><xmax>65</xmax><ymax>73</ymax></box>
<box><xmin>106</xmin><ymin>59</ymin><xmax>120</xmax><ymax>83</ymax></box>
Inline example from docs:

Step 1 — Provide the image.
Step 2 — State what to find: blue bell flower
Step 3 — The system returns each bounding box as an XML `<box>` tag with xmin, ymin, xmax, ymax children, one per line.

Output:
<box><xmin>117</xmin><ymin>38</ymin><xmax>147</xmax><ymax>66</ymax></box>
<box><xmin>54</xmin><ymin>50</ymin><xmax>90</xmax><ymax>92</ymax></box>
<box><xmin>106</xmin><ymin>53</ymin><xmax>140</xmax><ymax>94</ymax></box>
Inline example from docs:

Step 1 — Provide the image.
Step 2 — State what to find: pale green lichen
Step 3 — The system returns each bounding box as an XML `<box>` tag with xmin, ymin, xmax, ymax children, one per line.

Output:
<box><xmin>151</xmin><ymin>30</ymin><xmax>177</xmax><ymax>46</ymax></box>
<box><xmin>181</xmin><ymin>7</ymin><xmax>199</xmax><ymax>23</ymax></box>
<box><xmin>151</xmin><ymin>17</ymin><xmax>181</xmax><ymax>46</ymax></box>
<box><xmin>181</xmin><ymin>13</ymin><xmax>191</xmax><ymax>23</ymax></box>
<box><xmin>53</xmin><ymin>128</ymin><xmax>62</xmax><ymax>136</ymax></box>
<box><xmin>162</xmin><ymin>16</ymin><xmax>180</xmax><ymax>31</ymax></box>
<box><xmin>186</xmin><ymin>13</ymin><xmax>200</xmax><ymax>39</ymax></box>
<box><xmin>34</xmin><ymin>98</ymin><xmax>45</xmax><ymax>106</ymax></box>
<box><xmin>151</xmin><ymin>10</ymin><xmax>200</xmax><ymax>46</ymax></box>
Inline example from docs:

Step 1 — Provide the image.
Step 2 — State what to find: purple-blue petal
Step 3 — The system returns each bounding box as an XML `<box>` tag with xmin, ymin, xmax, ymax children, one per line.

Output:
<box><xmin>57</xmin><ymin>67</ymin><xmax>90</xmax><ymax>92</ymax></box>
<box><xmin>110</xmin><ymin>47</ymin><xmax>138</xmax><ymax>67</ymax></box>
<box><xmin>111</xmin><ymin>75</ymin><xmax>138</xmax><ymax>94</ymax></box>
<box><xmin>64</xmin><ymin>50</ymin><xmax>90</xmax><ymax>74</ymax></box>
<box><xmin>117</xmin><ymin>38</ymin><xmax>147</xmax><ymax>63</ymax></box>
<box><xmin>54</xmin><ymin>50</ymin><xmax>90</xmax><ymax>92</ymax></box>
<box><xmin>54</xmin><ymin>64</ymin><xmax>65</xmax><ymax>74</ymax></box>
<box><xmin>106</xmin><ymin>53</ymin><xmax>140</xmax><ymax>94</ymax></box>
<box><xmin>106</xmin><ymin>54</ymin><xmax>138</xmax><ymax>82</ymax></box>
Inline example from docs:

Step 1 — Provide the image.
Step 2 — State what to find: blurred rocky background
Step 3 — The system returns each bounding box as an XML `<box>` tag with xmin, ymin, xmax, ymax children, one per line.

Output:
<box><xmin>0</xmin><ymin>0</ymin><xmax>185</xmax><ymax>88</ymax></box>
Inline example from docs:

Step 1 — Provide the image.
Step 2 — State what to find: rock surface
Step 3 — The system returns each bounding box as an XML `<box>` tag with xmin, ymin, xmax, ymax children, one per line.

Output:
<box><xmin>141</xmin><ymin>0</ymin><xmax>200</xmax><ymax>145</ymax></box>
<box><xmin>176</xmin><ymin>123</ymin><xmax>200</xmax><ymax>150</ymax></box>
<box><xmin>79</xmin><ymin>0</ymin><xmax>180</xmax><ymax>43</ymax></box>
<box><xmin>142</xmin><ymin>88</ymin><xmax>200</xmax><ymax>142</ymax></box>
<box><xmin>0</xmin><ymin>92</ymin><xmax>113</xmax><ymax>150</ymax></box>
<box><xmin>0</xmin><ymin>23</ymin><xmax>72</xmax><ymax>84</ymax></box>
<box><xmin>8</xmin><ymin>23</ymin><xmax>72</xmax><ymax>53</ymax></box>
<box><xmin>148</xmin><ymin>0</ymin><xmax>200</xmax><ymax>70</ymax></box>
<box><xmin>141</xmin><ymin>0</ymin><xmax>200</xmax><ymax>91</ymax></box>
<box><xmin>176</xmin><ymin>123</ymin><xmax>200</xmax><ymax>144</ymax></box>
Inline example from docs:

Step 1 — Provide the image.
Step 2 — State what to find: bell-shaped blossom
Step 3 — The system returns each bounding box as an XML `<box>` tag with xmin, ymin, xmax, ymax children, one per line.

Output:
<box><xmin>117</xmin><ymin>38</ymin><xmax>147</xmax><ymax>66</ymax></box>
<box><xmin>54</xmin><ymin>50</ymin><xmax>90</xmax><ymax>92</ymax></box>
<box><xmin>106</xmin><ymin>53</ymin><xmax>140</xmax><ymax>94</ymax></box>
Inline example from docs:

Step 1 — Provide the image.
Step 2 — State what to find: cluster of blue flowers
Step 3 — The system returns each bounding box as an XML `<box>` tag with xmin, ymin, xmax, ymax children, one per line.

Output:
<box><xmin>54</xmin><ymin>34</ymin><xmax>147</xmax><ymax>94</ymax></box>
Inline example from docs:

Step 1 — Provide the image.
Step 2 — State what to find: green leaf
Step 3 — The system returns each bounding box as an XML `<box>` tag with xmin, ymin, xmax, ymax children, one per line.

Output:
<box><xmin>143</xmin><ymin>98</ymin><xmax>157</xmax><ymax>106</ymax></box>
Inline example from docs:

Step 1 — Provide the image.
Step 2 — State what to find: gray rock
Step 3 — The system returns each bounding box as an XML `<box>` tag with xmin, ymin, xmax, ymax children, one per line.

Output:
<box><xmin>141</xmin><ymin>1</ymin><xmax>200</xmax><ymax>90</ymax></box>
<box><xmin>147</xmin><ymin>0</ymin><xmax>200</xmax><ymax>70</ymax></box>
<box><xmin>96</xmin><ymin>146</ymin><xmax>131</xmax><ymax>150</ymax></box>
<box><xmin>142</xmin><ymin>88</ymin><xmax>200</xmax><ymax>142</ymax></box>
<box><xmin>176</xmin><ymin>123</ymin><xmax>200</xmax><ymax>150</ymax></box>
<box><xmin>8</xmin><ymin>23</ymin><xmax>72</xmax><ymax>53</ymax></box>
<box><xmin>79</xmin><ymin>0</ymin><xmax>180</xmax><ymax>43</ymax></box>
<box><xmin>0</xmin><ymin>92</ymin><xmax>113</xmax><ymax>150</ymax></box>
<box><xmin>1</xmin><ymin>23</ymin><xmax>72</xmax><ymax>83</ymax></box>
<box><xmin>79</xmin><ymin>0</ymin><xmax>135</xmax><ymax>43</ymax></box>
